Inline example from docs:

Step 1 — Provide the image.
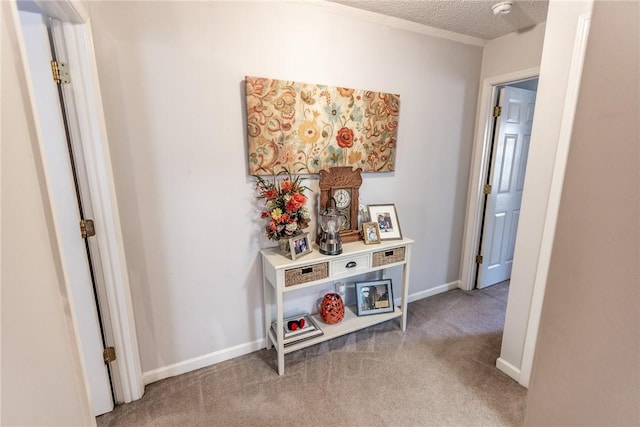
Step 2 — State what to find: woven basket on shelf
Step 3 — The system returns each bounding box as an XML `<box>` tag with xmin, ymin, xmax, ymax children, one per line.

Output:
<box><xmin>284</xmin><ymin>263</ymin><xmax>328</xmax><ymax>287</ymax></box>
<box><xmin>372</xmin><ymin>247</ymin><xmax>405</xmax><ymax>267</ymax></box>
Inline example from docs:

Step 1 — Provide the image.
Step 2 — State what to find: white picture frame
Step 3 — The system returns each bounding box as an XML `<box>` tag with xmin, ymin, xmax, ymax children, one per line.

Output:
<box><xmin>367</xmin><ymin>204</ymin><xmax>402</xmax><ymax>240</ymax></box>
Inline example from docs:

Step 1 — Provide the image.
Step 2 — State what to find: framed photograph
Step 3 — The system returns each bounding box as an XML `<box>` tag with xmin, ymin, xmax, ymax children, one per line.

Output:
<box><xmin>355</xmin><ymin>279</ymin><xmax>394</xmax><ymax>316</ymax></box>
<box><xmin>288</xmin><ymin>232</ymin><xmax>312</xmax><ymax>260</ymax></box>
<box><xmin>362</xmin><ymin>221</ymin><xmax>381</xmax><ymax>245</ymax></box>
<box><xmin>368</xmin><ymin>204</ymin><xmax>402</xmax><ymax>240</ymax></box>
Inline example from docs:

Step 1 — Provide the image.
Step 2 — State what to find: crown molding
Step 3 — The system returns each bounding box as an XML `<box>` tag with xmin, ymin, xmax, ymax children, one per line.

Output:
<box><xmin>304</xmin><ymin>0</ymin><xmax>487</xmax><ymax>47</ymax></box>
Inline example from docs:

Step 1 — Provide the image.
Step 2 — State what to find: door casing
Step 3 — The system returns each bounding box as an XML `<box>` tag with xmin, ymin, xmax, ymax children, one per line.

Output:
<box><xmin>18</xmin><ymin>7</ymin><xmax>115</xmax><ymax>415</ymax></box>
<box><xmin>12</xmin><ymin>0</ymin><xmax>144</xmax><ymax>405</ymax></box>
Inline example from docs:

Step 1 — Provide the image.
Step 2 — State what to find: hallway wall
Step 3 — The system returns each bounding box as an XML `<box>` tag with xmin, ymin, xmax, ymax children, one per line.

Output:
<box><xmin>525</xmin><ymin>1</ymin><xmax>640</xmax><ymax>424</ymax></box>
<box><xmin>87</xmin><ymin>1</ymin><xmax>483</xmax><ymax>378</ymax></box>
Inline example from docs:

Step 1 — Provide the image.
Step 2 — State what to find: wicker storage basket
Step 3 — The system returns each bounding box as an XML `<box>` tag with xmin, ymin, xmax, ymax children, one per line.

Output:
<box><xmin>284</xmin><ymin>262</ymin><xmax>329</xmax><ymax>287</ymax></box>
<box><xmin>372</xmin><ymin>247</ymin><xmax>406</xmax><ymax>267</ymax></box>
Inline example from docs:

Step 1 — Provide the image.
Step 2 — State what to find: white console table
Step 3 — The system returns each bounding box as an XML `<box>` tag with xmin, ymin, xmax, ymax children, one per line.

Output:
<box><xmin>261</xmin><ymin>237</ymin><xmax>413</xmax><ymax>375</ymax></box>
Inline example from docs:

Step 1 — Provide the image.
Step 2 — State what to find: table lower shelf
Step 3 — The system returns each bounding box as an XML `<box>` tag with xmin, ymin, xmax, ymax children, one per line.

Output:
<box><xmin>268</xmin><ymin>305</ymin><xmax>403</xmax><ymax>354</ymax></box>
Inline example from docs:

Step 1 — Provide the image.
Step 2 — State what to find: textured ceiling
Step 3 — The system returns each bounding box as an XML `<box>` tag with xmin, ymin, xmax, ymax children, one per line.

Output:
<box><xmin>327</xmin><ymin>0</ymin><xmax>549</xmax><ymax>41</ymax></box>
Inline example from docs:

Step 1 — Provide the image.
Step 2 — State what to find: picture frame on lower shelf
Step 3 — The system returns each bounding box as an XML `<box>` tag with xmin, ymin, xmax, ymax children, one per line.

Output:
<box><xmin>288</xmin><ymin>232</ymin><xmax>312</xmax><ymax>260</ymax></box>
<box><xmin>355</xmin><ymin>279</ymin><xmax>394</xmax><ymax>316</ymax></box>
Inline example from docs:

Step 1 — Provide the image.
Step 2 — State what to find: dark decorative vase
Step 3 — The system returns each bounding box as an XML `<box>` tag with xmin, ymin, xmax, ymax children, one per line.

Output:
<box><xmin>320</xmin><ymin>293</ymin><xmax>345</xmax><ymax>324</ymax></box>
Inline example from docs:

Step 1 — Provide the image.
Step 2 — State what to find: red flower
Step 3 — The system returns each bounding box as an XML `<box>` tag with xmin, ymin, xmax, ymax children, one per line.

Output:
<box><xmin>280</xmin><ymin>179</ymin><xmax>294</xmax><ymax>192</ymax></box>
<box><xmin>268</xmin><ymin>221</ymin><xmax>276</xmax><ymax>231</ymax></box>
<box><xmin>278</xmin><ymin>213</ymin><xmax>291</xmax><ymax>223</ymax></box>
<box><xmin>261</xmin><ymin>211</ymin><xmax>270</xmax><ymax>218</ymax></box>
<box><xmin>336</xmin><ymin>127</ymin><xmax>354</xmax><ymax>148</ymax></box>
<box><xmin>286</xmin><ymin>193</ymin><xmax>307</xmax><ymax>211</ymax></box>
<box><xmin>265</xmin><ymin>189</ymin><xmax>278</xmax><ymax>201</ymax></box>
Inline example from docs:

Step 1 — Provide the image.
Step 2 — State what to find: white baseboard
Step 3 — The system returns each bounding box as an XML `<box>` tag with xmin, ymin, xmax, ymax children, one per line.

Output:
<box><xmin>142</xmin><ymin>339</ymin><xmax>265</xmax><ymax>385</ymax></box>
<box><xmin>144</xmin><ymin>281</ymin><xmax>461</xmax><ymax>385</ymax></box>
<box><xmin>496</xmin><ymin>357</ymin><xmax>521</xmax><ymax>383</ymax></box>
<box><xmin>406</xmin><ymin>280</ymin><xmax>460</xmax><ymax>303</ymax></box>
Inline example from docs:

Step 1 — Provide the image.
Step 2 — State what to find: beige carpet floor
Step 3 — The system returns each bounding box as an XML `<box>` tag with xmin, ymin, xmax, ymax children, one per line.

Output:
<box><xmin>97</xmin><ymin>282</ymin><xmax>525</xmax><ymax>426</ymax></box>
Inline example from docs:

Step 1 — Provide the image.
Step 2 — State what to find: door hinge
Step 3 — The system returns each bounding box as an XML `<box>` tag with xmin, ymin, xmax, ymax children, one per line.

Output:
<box><xmin>493</xmin><ymin>106</ymin><xmax>502</xmax><ymax>117</ymax></box>
<box><xmin>483</xmin><ymin>184</ymin><xmax>492</xmax><ymax>195</ymax></box>
<box><xmin>103</xmin><ymin>346</ymin><xmax>116</xmax><ymax>363</ymax></box>
<box><xmin>80</xmin><ymin>219</ymin><xmax>95</xmax><ymax>238</ymax></box>
<box><xmin>476</xmin><ymin>255</ymin><xmax>483</xmax><ymax>264</ymax></box>
<box><xmin>50</xmin><ymin>60</ymin><xmax>70</xmax><ymax>85</ymax></box>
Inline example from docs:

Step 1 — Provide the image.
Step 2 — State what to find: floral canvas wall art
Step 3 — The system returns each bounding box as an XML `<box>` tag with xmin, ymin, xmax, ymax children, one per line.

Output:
<box><xmin>245</xmin><ymin>76</ymin><xmax>400</xmax><ymax>175</ymax></box>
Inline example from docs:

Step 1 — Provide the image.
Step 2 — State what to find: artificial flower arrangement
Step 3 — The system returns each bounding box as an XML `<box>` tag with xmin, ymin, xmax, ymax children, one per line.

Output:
<box><xmin>254</xmin><ymin>169</ymin><xmax>311</xmax><ymax>241</ymax></box>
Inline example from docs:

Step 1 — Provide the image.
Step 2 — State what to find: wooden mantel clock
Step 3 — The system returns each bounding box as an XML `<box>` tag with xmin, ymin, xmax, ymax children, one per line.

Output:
<box><xmin>318</xmin><ymin>166</ymin><xmax>363</xmax><ymax>243</ymax></box>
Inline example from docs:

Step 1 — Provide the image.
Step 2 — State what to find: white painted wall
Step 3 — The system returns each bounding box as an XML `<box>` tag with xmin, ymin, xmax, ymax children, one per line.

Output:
<box><xmin>86</xmin><ymin>1</ymin><xmax>482</xmax><ymax>377</ymax></box>
<box><xmin>499</xmin><ymin>0</ymin><xmax>593</xmax><ymax>380</ymax></box>
<box><xmin>480</xmin><ymin>22</ymin><xmax>546</xmax><ymax>80</ymax></box>
<box><xmin>1</xmin><ymin>2</ymin><xmax>93</xmax><ymax>425</ymax></box>
<box><xmin>525</xmin><ymin>1</ymin><xmax>639</xmax><ymax>423</ymax></box>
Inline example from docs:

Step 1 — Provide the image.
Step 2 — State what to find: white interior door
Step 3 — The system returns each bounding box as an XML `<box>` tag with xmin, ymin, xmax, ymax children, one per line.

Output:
<box><xmin>18</xmin><ymin>9</ymin><xmax>114</xmax><ymax>416</ymax></box>
<box><xmin>477</xmin><ymin>86</ymin><xmax>536</xmax><ymax>289</ymax></box>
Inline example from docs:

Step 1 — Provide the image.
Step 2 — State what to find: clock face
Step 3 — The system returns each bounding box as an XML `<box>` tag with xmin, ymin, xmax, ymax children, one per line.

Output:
<box><xmin>332</xmin><ymin>188</ymin><xmax>352</xmax><ymax>230</ymax></box>
<box><xmin>333</xmin><ymin>188</ymin><xmax>351</xmax><ymax>209</ymax></box>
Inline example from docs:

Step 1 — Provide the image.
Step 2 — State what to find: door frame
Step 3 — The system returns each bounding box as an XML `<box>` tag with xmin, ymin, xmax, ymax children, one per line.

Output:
<box><xmin>459</xmin><ymin>67</ymin><xmax>540</xmax><ymax>292</ymax></box>
<box><xmin>14</xmin><ymin>0</ymin><xmax>144</xmax><ymax>403</ymax></box>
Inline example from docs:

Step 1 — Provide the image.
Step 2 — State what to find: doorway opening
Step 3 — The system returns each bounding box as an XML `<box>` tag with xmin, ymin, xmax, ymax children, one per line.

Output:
<box><xmin>459</xmin><ymin>68</ymin><xmax>540</xmax><ymax>294</ymax></box>
<box><xmin>475</xmin><ymin>78</ymin><xmax>538</xmax><ymax>289</ymax></box>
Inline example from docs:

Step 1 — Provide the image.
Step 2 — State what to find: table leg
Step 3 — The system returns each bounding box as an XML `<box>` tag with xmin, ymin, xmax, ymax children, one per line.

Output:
<box><xmin>276</xmin><ymin>283</ymin><xmax>285</xmax><ymax>375</ymax></box>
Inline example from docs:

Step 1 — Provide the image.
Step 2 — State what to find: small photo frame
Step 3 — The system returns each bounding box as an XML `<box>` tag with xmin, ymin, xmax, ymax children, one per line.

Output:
<box><xmin>288</xmin><ymin>232</ymin><xmax>312</xmax><ymax>260</ymax></box>
<box><xmin>355</xmin><ymin>279</ymin><xmax>394</xmax><ymax>316</ymax></box>
<box><xmin>368</xmin><ymin>204</ymin><xmax>402</xmax><ymax>240</ymax></box>
<box><xmin>362</xmin><ymin>221</ymin><xmax>381</xmax><ymax>245</ymax></box>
